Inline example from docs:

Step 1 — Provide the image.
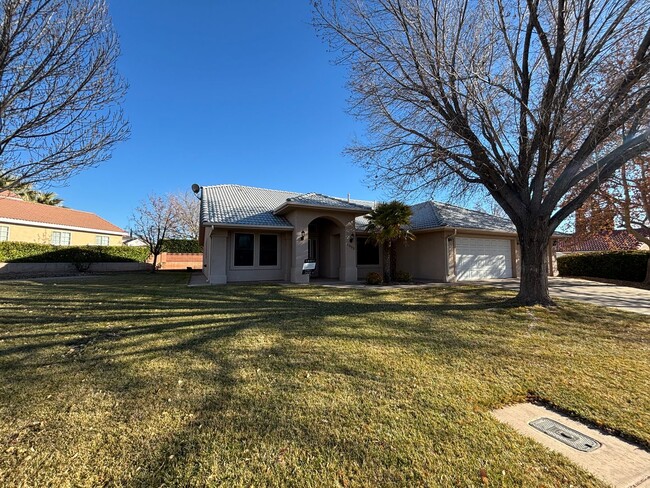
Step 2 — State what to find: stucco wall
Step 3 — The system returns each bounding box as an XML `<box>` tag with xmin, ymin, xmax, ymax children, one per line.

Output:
<box><xmin>396</xmin><ymin>231</ymin><xmax>447</xmax><ymax>281</ymax></box>
<box><xmin>0</xmin><ymin>222</ymin><xmax>122</xmax><ymax>246</ymax></box>
<box><xmin>205</xmin><ymin>228</ymin><xmax>291</xmax><ymax>283</ymax></box>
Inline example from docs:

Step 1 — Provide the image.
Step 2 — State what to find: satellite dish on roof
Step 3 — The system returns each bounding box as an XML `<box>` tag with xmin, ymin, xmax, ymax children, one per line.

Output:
<box><xmin>191</xmin><ymin>183</ymin><xmax>200</xmax><ymax>194</ymax></box>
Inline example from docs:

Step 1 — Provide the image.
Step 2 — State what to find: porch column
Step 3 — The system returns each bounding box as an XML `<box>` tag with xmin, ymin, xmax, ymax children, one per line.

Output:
<box><xmin>290</xmin><ymin>216</ymin><xmax>310</xmax><ymax>284</ymax></box>
<box><xmin>209</xmin><ymin>228</ymin><xmax>228</xmax><ymax>284</ymax></box>
<box><xmin>340</xmin><ymin>220</ymin><xmax>358</xmax><ymax>282</ymax></box>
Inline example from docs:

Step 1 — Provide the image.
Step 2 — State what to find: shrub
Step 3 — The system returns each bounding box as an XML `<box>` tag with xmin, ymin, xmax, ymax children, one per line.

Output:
<box><xmin>395</xmin><ymin>270</ymin><xmax>412</xmax><ymax>283</ymax></box>
<box><xmin>161</xmin><ymin>239</ymin><xmax>202</xmax><ymax>253</ymax></box>
<box><xmin>0</xmin><ymin>242</ymin><xmax>150</xmax><ymax>263</ymax></box>
<box><xmin>365</xmin><ymin>272</ymin><xmax>383</xmax><ymax>285</ymax></box>
<box><xmin>557</xmin><ymin>251</ymin><xmax>650</xmax><ymax>282</ymax></box>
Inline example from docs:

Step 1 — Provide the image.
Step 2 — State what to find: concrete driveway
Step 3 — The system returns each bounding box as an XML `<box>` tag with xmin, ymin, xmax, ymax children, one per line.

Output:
<box><xmin>478</xmin><ymin>277</ymin><xmax>650</xmax><ymax>316</ymax></box>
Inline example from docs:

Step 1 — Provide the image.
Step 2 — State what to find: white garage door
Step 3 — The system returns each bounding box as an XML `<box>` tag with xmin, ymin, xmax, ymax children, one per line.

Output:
<box><xmin>455</xmin><ymin>237</ymin><xmax>513</xmax><ymax>280</ymax></box>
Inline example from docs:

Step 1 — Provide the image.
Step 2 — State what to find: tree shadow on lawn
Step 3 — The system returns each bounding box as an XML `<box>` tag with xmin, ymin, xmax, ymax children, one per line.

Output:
<box><xmin>0</xmin><ymin>277</ymin><xmax>646</xmax><ymax>485</ymax></box>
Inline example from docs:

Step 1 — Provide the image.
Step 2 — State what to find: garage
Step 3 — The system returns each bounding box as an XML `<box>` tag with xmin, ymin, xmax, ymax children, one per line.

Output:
<box><xmin>455</xmin><ymin>237</ymin><xmax>513</xmax><ymax>280</ymax></box>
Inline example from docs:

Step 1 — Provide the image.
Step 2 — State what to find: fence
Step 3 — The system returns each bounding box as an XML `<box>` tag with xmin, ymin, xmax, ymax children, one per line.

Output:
<box><xmin>149</xmin><ymin>252</ymin><xmax>203</xmax><ymax>270</ymax></box>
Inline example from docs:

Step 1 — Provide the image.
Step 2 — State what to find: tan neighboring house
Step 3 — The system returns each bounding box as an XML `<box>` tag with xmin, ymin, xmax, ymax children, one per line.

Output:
<box><xmin>199</xmin><ymin>184</ymin><xmax>558</xmax><ymax>285</ymax></box>
<box><xmin>0</xmin><ymin>191</ymin><xmax>125</xmax><ymax>246</ymax></box>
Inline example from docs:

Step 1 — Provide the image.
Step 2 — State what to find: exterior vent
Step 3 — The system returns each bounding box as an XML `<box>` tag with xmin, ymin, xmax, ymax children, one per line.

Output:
<box><xmin>529</xmin><ymin>417</ymin><xmax>601</xmax><ymax>452</ymax></box>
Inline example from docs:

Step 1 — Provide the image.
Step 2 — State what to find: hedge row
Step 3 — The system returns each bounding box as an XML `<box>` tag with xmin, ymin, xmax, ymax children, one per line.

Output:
<box><xmin>161</xmin><ymin>239</ymin><xmax>202</xmax><ymax>253</ymax></box>
<box><xmin>557</xmin><ymin>251</ymin><xmax>650</xmax><ymax>282</ymax></box>
<box><xmin>0</xmin><ymin>242</ymin><xmax>150</xmax><ymax>263</ymax></box>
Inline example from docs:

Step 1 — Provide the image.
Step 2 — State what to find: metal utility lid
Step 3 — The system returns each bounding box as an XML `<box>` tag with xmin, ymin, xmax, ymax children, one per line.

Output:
<box><xmin>529</xmin><ymin>417</ymin><xmax>601</xmax><ymax>452</ymax></box>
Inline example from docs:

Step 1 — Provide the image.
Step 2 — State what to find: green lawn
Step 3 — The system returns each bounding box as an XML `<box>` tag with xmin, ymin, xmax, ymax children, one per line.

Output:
<box><xmin>1</xmin><ymin>273</ymin><xmax>648</xmax><ymax>487</ymax></box>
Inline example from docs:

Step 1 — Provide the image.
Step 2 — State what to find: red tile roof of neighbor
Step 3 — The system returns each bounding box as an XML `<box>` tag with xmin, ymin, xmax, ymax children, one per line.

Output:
<box><xmin>556</xmin><ymin>229</ymin><xmax>649</xmax><ymax>252</ymax></box>
<box><xmin>0</xmin><ymin>193</ymin><xmax>125</xmax><ymax>234</ymax></box>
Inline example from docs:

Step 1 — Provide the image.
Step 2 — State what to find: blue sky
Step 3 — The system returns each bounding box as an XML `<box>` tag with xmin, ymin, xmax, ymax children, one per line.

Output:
<box><xmin>56</xmin><ymin>0</ymin><xmax>391</xmax><ymax>229</ymax></box>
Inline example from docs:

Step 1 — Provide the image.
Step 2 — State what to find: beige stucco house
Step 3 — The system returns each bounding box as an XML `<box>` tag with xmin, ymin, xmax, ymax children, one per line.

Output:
<box><xmin>199</xmin><ymin>184</ymin><xmax>556</xmax><ymax>285</ymax></box>
<box><xmin>0</xmin><ymin>191</ymin><xmax>125</xmax><ymax>246</ymax></box>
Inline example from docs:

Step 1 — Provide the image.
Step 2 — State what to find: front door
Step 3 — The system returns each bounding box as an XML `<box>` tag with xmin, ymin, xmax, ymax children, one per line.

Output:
<box><xmin>308</xmin><ymin>238</ymin><xmax>319</xmax><ymax>277</ymax></box>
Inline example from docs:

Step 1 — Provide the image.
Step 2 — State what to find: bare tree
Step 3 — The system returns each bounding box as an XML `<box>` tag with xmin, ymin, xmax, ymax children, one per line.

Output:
<box><xmin>169</xmin><ymin>191</ymin><xmax>200</xmax><ymax>240</ymax></box>
<box><xmin>0</xmin><ymin>0</ymin><xmax>128</xmax><ymax>192</ymax></box>
<box><xmin>131</xmin><ymin>194</ymin><xmax>179</xmax><ymax>272</ymax></box>
<box><xmin>474</xmin><ymin>194</ymin><xmax>509</xmax><ymax>220</ymax></box>
<box><xmin>315</xmin><ymin>0</ymin><xmax>650</xmax><ymax>305</ymax></box>
<box><xmin>620</xmin><ymin>160</ymin><xmax>650</xmax><ymax>244</ymax></box>
<box><xmin>620</xmin><ymin>159</ymin><xmax>650</xmax><ymax>282</ymax></box>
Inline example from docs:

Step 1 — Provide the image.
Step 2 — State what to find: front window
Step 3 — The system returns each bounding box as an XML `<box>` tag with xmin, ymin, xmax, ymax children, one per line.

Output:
<box><xmin>234</xmin><ymin>233</ymin><xmax>254</xmax><ymax>266</ymax></box>
<box><xmin>259</xmin><ymin>234</ymin><xmax>278</xmax><ymax>266</ymax></box>
<box><xmin>95</xmin><ymin>235</ymin><xmax>109</xmax><ymax>246</ymax></box>
<box><xmin>357</xmin><ymin>237</ymin><xmax>380</xmax><ymax>265</ymax></box>
<box><xmin>0</xmin><ymin>225</ymin><xmax>8</xmax><ymax>241</ymax></box>
<box><xmin>51</xmin><ymin>231</ymin><xmax>71</xmax><ymax>246</ymax></box>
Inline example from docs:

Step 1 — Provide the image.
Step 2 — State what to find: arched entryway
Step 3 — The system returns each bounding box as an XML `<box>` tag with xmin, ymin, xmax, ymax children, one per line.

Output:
<box><xmin>307</xmin><ymin>217</ymin><xmax>344</xmax><ymax>279</ymax></box>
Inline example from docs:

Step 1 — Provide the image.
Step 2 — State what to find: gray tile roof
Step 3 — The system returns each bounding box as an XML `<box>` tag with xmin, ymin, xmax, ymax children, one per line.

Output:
<box><xmin>201</xmin><ymin>185</ymin><xmax>298</xmax><ymax>227</ymax></box>
<box><xmin>286</xmin><ymin>193</ymin><xmax>372</xmax><ymax>211</ymax></box>
<box><xmin>354</xmin><ymin>200</ymin><xmax>516</xmax><ymax>233</ymax></box>
<box><xmin>201</xmin><ymin>184</ymin><xmax>516</xmax><ymax>233</ymax></box>
<box><xmin>432</xmin><ymin>201</ymin><xmax>516</xmax><ymax>232</ymax></box>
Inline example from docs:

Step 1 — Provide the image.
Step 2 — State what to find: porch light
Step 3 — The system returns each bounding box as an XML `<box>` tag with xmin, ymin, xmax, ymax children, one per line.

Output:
<box><xmin>349</xmin><ymin>235</ymin><xmax>354</xmax><ymax>243</ymax></box>
<box><xmin>300</xmin><ymin>230</ymin><xmax>305</xmax><ymax>241</ymax></box>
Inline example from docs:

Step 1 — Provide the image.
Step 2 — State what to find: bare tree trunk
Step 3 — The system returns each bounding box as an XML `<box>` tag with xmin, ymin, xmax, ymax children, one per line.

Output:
<box><xmin>517</xmin><ymin>226</ymin><xmax>554</xmax><ymax>306</ymax></box>
<box><xmin>645</xmin><ymin>257</ymin><xmax>650</xmax><ymax>284</ymax></box>
<box><xmin>151</xmin><ymin>252</ymin><xmax>158</xmax><ymax>273</ymax></box>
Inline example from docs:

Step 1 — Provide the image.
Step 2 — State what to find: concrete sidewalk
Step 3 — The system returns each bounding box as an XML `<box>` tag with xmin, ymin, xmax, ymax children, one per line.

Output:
<box><xmin>476</xmin><ymin>277</ymin><xmax>650</xmax><ymax>315</ymax></box>
<box><xmin>493</xmin><ymin>403</ymin><xmax>650</xmax><ymax>488</ymax></box>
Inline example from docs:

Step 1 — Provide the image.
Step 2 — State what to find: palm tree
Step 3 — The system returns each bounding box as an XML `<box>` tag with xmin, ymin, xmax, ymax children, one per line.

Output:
<box><xmin>0</xmin><ymin>177</ymin><xmax>62</xmax><ymax>205</ymax></box>
<box><xmin>365</xmin><ymin>201</ymin><xmax>414</xmax><ymax>282</ymax></box>
<box><xmin>33</xmin><ymin>192</ymin><xmax>63</xmax><ymax>206</ymax></box>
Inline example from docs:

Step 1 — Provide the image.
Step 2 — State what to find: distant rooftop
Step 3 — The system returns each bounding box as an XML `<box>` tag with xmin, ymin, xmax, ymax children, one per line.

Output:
<box><xmin>0</xmin><ymin>193</ymin><xmax>124</xmax><ymax>234</ymax></box>
<box><xmin>556</xmin><ymin>229</ymin><xmax>650</xmax><ymax>253</ymax></box>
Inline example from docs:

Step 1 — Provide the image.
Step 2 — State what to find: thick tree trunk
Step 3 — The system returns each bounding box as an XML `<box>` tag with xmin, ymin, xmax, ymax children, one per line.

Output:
<box><xmin>517</xmin><ymin>225</ymin><xmax>554</xmax><ymax>306</ymax></box>
<box><xmin>151</xmin><ymin>252</ymin><xmax>158</xmax><ymax>273</ymax></box>
<box><xmin>644</xmin><ymin>256</ymin><xmax>650</xmax><ymax>284</ymax></box>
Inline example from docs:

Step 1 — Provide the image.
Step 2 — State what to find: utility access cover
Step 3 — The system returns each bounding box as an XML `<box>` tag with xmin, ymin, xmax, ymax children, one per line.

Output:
<box><xmin>529</xmin><ymin>417</ymin><xmax>601</xmax><ymax>452</ymax></box>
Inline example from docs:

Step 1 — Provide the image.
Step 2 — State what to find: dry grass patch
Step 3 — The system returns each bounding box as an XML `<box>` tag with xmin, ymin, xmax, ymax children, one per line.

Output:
<box><xmin>0</xmin><ymin>273</ymin><xmax>648</xmax><ymax>486</ymax></box>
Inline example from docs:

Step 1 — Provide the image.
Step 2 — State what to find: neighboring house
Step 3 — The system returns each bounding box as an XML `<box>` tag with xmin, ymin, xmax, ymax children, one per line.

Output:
<box><xmin>556</xmin><ymin>229</ymin><xmax>650</xmax><ymax>255</ymax></box>
<box><xmin>199</xmin><ymin>184</ymin><xmax>558</xmax><ymax>284</ymax></box>
<box><xmin>123</xmin><ymin>236</ymin><xmax>148</xmax><ymax>247</ymax></box>
<box><xmin>0</xmin><ymin>191</ymin><xmax>125</xmax><ymax>246</ymax></box>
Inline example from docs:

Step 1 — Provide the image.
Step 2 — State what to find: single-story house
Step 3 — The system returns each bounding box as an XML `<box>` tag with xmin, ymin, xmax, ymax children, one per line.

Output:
<box><xmin>556</xmin><ymin>229</ymin><xmax>650</xmax><ymax>255</ymax></box>
<box><xmin>199</xmin><ymin>184</ymin><xmax>557</xmax><ymax>285</ymax></box>
<box><xmin>0</xmin><ymin>191</ymin><xmax>125</xmax><ymax>246</ymax></box>
<box><xmin>123</xmin><ymin>236</ymin><xmax>148</xmax><ymax>247</ymax></box>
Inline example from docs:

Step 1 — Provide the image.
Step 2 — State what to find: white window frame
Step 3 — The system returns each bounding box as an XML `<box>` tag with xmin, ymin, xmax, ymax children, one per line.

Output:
<box><xmin>51</xmin><ymin>231</ymin><xmax>71</xmax><ymax>246</ymax></box>
<box><xmin>0</xmin><ymin>225</ymin><xmax>9</xmax><ymax>242</ymax></box>
<box><xmin>95</xmin><ymin>235</ymin><xmax>109</xmax><ymax>246</ymax></box>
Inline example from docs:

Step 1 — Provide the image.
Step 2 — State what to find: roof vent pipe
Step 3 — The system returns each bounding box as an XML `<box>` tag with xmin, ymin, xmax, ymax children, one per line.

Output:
<box><xmin>347</xmin><ymin>193</ymin><xmax>350</xmax><ymax>203</ymax></box>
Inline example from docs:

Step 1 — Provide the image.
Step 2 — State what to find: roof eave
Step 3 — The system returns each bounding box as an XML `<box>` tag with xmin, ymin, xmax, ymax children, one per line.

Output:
<box><xmin>201</xmin><ymin>222</ymin><xmax>294</xmax><ymax>231</ymax></box>
<box><xmin>273</xmin><ymin>201</ymin><xmax>371</xmax><ymax>216</ymax></box>
<box><xmin>0</xmin><ymin>216</ymin><xmax>126</xmax><ymax>235</ymax></box>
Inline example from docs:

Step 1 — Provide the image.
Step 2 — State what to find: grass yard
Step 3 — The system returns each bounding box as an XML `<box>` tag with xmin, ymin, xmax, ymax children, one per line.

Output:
<box><xmin>1</xmin><ymin>273</ymin><xmax>649</xmax><ymax>487</ymax></box>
